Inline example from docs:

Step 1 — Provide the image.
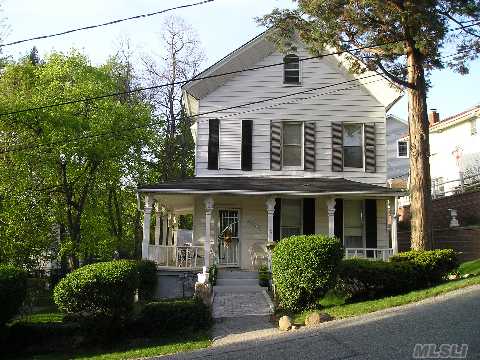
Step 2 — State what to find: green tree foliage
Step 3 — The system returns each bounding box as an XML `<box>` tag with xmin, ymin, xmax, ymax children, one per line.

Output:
<box><xmin>260</xmin><ymin>1</ymin><xmax>480</xmax><ymax>250</ymax></box>
<box><xmin>0</xmin><ymin>51</ymin><xmax>156</xmax><ymax>269</ymax></box>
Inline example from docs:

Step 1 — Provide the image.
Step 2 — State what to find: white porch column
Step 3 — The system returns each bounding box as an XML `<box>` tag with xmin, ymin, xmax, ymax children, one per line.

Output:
<box><xmin>167</xmin><ymin>212</ymin><xmax>173</xmax><ymax>246</ymax></box>
<box><xmin>266</xmin><ymin>197</ymin><xmax>276</xmax><ymax>243</ymax></box>
<box><xmin>154</xmin><ymin>204</ymin><xmax>161</xmax><ymax>246</ymax></box>
<box><xmin>162</xmin><ymin>208</ymin><xmax>168</xmax><ymax>245</ymax></box>
<box><xmin>326</xmin><ymin>198</ymin><xmax>336</xmax><ymax>237</ymax></box>
<box><xmin>204</xmin><ymin>197</ymin><xmax>214</xmax><ymax>269</ymax></box>
<box><xmin>171</xmin><ymin>214</ymin><xmax>178</xmax><ymax>246</ymax></box>
<box><xmin>391</xmin><ymin>197</ymin><xmax>399</xmax><ymax>255</ymax></box>
<box><xmin>142</xmin><ymin>194</ymin><xmax>153</xmax><ymax>259</ymax></box>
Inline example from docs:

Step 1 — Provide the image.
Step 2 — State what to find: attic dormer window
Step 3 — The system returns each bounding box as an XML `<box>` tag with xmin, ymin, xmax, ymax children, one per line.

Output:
<box><xmin>283</xmin><ymin>54</ymin><xmax>300</xmax><ymax>84</ymax></box>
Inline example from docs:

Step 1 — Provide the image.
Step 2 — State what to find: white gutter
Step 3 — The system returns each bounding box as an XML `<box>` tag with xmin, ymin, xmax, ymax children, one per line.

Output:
<box><xmin>136</xmin><ymin>188</ymin><xmax>404</xmax><ymax>197</ymax></box>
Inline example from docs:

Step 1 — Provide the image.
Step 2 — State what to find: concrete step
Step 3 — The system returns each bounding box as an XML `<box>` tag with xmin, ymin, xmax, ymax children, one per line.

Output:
<box><xmin>216</xmin><ymin>278</ymin><xmax>259</xmax><ymax>286</ymax></box>
<box><xmin>217</xmin><ymin>270</ymin><xmax>258</xmax><ymax>279</ymax></box>
<box><xmin>213</xmin><ymin>285</ymin><xmax>264</xmax><ymax>294</ymax></box>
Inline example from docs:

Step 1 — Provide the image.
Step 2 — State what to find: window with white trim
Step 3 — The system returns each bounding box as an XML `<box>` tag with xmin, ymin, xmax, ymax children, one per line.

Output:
<box><xmin>282</xmin><ymin>122</ymin><xmax>303</xmax><ymax>168</ymax></box>
<box><xmin>283</xmin><ymin>54</ymin><xmax>300</xmax><ymax>84</ymax></box>
<box><xmin>397</xmin><ymin>140</ymin><xmax>409</xmax><ymax>158</ymax></box>
<box><xmin>343</xmin><ymin>123</ymin><xmax>364</xmax><ymax>168</ymax></box>
<box><xmin>280</xmin><ymin>199</ymin><xmax>302</xmax><ymax>238</ymax></box>
<box><xmin>471</xmin><ymin>119</ymin><xmax>478</xmax><ymax>136</ymax></box>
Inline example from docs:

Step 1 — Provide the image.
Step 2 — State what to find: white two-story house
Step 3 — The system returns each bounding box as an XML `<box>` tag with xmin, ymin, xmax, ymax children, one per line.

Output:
<box><xmin>137</xmin><ymin>31</ymin><xmax>403</xmax><ymax>272</ymax></box>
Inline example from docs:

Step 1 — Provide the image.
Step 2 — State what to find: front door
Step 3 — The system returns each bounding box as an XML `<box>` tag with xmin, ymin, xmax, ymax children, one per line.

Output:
<box><xmin>217</xmin><ymin>209</ymin><xmax>239</xmax><ymax>266</ymax></box>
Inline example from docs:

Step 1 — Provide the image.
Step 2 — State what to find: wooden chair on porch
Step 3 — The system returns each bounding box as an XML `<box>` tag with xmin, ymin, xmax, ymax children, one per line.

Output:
<box><xmin>248</xmin><ymin>242</ymin><xmax>268</xmax><ymax>269</ymax></box>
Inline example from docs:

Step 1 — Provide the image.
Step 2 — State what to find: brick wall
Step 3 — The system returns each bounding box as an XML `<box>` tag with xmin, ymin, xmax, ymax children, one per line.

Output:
<box><xmin>398</xmin><ymin>191</ymin><xmax>480</xmax><ymax>261</ymax></box>
<box><xmin>400</xmin><ymin>190</ymin><xmax>480</xmax><ymax>228</ymax></box>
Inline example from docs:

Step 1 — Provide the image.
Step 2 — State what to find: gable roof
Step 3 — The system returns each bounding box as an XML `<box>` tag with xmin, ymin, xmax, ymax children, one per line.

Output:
<box><xmin>182</xmin><ymin>30</ymin><xmax>403</xmax><ymax>112</ymax></box>
<box><xmin>429</xmin><ymin>105</ymin><xmax>479</xmax><ymax>133</ymax></box>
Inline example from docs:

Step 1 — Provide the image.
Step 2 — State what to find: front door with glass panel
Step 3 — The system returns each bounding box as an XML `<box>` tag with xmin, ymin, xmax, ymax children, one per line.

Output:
<box><xmin>218</xmin><ymin>210</ymin><xmax>239</xmax><ymax>266</ymax></box>
<box><xmin>343</xmin><ymin>200</ymin><xmax>364</xmax><ymax>248</ymax></box>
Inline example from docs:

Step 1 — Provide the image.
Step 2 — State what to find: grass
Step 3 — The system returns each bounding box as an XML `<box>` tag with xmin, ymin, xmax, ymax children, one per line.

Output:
<box><xmin>458</xmin><ymin>258</ymin><xmax>480</xmax><ymax>275</ymax></box>
<box><xmin>292</xmin><ymin>275</ymin><xmax>480</xmax><ymax>325</ymax></box>
<box><xmin>23</xmin><ymin>331</ymin><xmax>211</xmax><ymax>360</ymax></box>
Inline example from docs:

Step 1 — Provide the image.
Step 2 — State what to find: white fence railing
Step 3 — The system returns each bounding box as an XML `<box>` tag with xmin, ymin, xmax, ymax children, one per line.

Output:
<box><xmin>345</xmin><ymin>248</ymin><xmax>394</xmax><ymax>261</ymax></box>
<box><xmin>399</xmin><ymin>173</ymin><xmax>480</xmax><ymax>206</ymax></box>
<box><xmin>147</xmin><ymin>245</ymin><xmax>208</xmax><ymax>268</ymax></box>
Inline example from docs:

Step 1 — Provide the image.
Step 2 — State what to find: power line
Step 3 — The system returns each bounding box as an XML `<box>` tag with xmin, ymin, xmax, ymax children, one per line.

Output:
<box><xmin>0</xmin><ymin>0</ymin><xmax>215</xmax><ymax>48</ymax></box>
<box><xmin>0</xmin><ymin>47</ymin><xmax>473</xmax><ymax>154</ymax></box>
<box><xmin>0</xmin><ymin>48</ymin><xmax>471</xmax><ymax>155</ymax></box>
<box><xmin>0</xmin><ymin>38</ymin><xmax>406</xmax><ymax>118</ymax></box>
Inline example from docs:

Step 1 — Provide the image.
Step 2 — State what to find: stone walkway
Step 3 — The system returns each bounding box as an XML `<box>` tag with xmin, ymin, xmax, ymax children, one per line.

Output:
<box><xmin>211</xmin><ymin>272</ymin><xmax>276</xmax><ymax>346</ymax></box>
<box><xmin>212</xmin><ymin>291</ymin><xmax>273</xmax><ymax>318</ymax></box>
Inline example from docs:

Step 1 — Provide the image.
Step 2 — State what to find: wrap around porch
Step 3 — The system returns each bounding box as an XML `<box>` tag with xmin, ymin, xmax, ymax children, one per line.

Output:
<box><xmin>137</xmin><ymin>177</ymin><xmax>402</xmax><ymax>270</ymax></box>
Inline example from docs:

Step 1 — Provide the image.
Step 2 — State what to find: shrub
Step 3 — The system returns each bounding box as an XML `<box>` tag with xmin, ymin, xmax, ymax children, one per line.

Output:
<box><xmin>272</xmin><ymin>234</ymin><xmax>344</xmax><ymax>311</ymax></box>
<box><xmin>208</xmin><ymin>264</ymin><xmax>218</xmax><ymax>286</ymax></box>
<box><xmin>0</xmin><ymin>264</ymin><xmax>27</xmax><ymax>326</ymax></box>
<box><xmin>390</xmin><ymin>249</ymin><xmax>459</xmax><ymax>283</ymax></box>
<box><xmin>258</xmin><ymin>265</ymin><xmax>270</xmax><ymax>287</ymax></box>
<box><xmin>136</xmin><ymin>260</ymin><xmax>157</xmax><ymax>302</ymax></box>
<box><xmin>337</xmin><ymin>259</ymin><xmax>425</xmax><ymax>302</ymax></box>
<box><xmin>132</xmin><ymin>298</ymin><xmax>211</xmax><ymax>335</ymax></box>
<box><xmin>53</xmin><ymin>260</ymin><xmax>138</xmax><ymax>321</ymax></box>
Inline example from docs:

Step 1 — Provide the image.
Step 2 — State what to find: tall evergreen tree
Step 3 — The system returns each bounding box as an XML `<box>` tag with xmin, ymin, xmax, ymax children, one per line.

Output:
<box><xmin>260</xmin><ymin>0</ymin><xmax>480</xmax><ymax>249</ymax></box>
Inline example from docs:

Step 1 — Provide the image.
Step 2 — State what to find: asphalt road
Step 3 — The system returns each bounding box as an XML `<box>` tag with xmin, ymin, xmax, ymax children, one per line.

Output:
<box><xmin>155</xmin><ymin>286</ymin><xmax>480</xmax><ymax>360</ymax></box>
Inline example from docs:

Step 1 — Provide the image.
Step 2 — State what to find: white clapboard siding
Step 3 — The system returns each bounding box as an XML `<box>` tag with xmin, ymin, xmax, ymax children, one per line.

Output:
<box><xmin>194</xmin><ymin>45</ymin><xmax>388</xmax><ymax>185</ymax></box>
<box><xmin>219</xmin><ymin>119</ymin><xmax>242</xmax><ymax>170</ymax></box>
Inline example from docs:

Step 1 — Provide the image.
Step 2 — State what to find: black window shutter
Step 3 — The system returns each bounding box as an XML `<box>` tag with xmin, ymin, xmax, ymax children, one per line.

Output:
<box><xmin>273</xmin><ymin>198</ymin><xmax>281</xmax><ymax>241</ymax></box>
<box><xmin>334</xmin><ymin>198</ymin><xmax>343</xmax><ymax>241</ymax></box>
<box><xmin>304</xmin><ymin>121</ymin><xmax>316</xmax><ymax>171</ymax></box>
<box><xmin>364</xmin><ymin>123</ymin><xmax>376</xmax><ymax>173</ymax></box>
<box><xmin>332</xmin><ymin>122</ymin><xmax>344</xmax><ymax>172</ymax></box>
<box><xmin>241</xmin><ymin>120</ymin><xmax>253</xmax><ymax>171</ymax></box>
<box><xmin>208</xmin><ymin>119</ymin><xmax>219</xmax><ymax>170</ymax></box>
<box><xmin>271</xmin><ymin>121</ymin><xmax>282</xmax><ymax>170</ymax></box>
<box><xmin>365</xmin><ymin>199</ymin><xmax>377</xmax><ymax>257</ymax></box>
<box><xmin>303</xmin><ymin>198</ymin><xmax>315</xmax><ymax>235</ymax></box>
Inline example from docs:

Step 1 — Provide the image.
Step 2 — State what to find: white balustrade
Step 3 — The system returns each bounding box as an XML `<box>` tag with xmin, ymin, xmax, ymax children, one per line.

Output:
<box><xmin>147</xmin><ymin>245</ymin><xmax>207</xmax><ymax>269</ymax></box>
<box><xmin>344</xmin><ymin>248</ymin><xmax>394</xmax><ymax>261</ymax></box>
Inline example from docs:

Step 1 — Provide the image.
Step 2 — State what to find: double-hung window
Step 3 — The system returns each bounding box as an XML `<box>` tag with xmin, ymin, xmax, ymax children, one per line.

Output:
<box><xmin>282</xmin><ymin>122</ymin><xmax>303</xmax><ymax>168</ymax></box>
<box><xmin>343</xmin><ymin>123</ymin><xmax>364</xmax><ymax>168</ymax></box>
<box><xmin>283</xmin><ymin>54</ymin><xmax>300</xmax><ymax>84</ymax></box>
<box><xmin>397</xmin><ymin>140</ymin><xmax>409</xmax><ymax>158</ymax></box>
<box><xmin>280</xmin><ymin>199</ymin><xmax>302</xmax><ymax>238</ymax></box>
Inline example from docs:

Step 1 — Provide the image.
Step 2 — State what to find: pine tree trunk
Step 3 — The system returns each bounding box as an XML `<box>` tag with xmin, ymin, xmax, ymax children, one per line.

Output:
<box><xmin>406</xmin><ymin>46</ymin><xmax>432</xmax><ymax>250</ymax></box>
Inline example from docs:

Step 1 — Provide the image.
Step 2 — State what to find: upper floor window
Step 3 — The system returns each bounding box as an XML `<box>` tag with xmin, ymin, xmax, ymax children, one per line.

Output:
<box><xmin>343</xmin><ymin>123</ymin><xmax>363</xmax><ymax>168</ymax></box>
<box><xmin>283</xmin><ymin>54</ymin><xmax>300</xmax><ymax>84</ymax></box>
<box><xmin>397</xmin><ymin>140</ymin><xmax>409</xmax><ymax>158</ymax></box>
<box><xmin>471</xmin><ymin>119</ymin><xmax>478</xmax><ymax>136</ymax></box>
<box><xmin>282</xmin><ymin>122</ymin><xmax>303</xmax><ymax>168</ymax></box>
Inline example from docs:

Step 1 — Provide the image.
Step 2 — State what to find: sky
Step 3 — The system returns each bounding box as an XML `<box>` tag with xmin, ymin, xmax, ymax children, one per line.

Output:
<box><xmin>1</xmin><ymin>0</ymin><xmax>479</xmax><ymax>120</ymax></box>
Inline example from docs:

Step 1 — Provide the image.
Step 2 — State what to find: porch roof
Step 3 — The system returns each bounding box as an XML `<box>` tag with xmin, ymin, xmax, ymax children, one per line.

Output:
<box><xmin>138</xmin><ymin>177</ymin><xmax>403</xmax><ymax>197</ymax></box>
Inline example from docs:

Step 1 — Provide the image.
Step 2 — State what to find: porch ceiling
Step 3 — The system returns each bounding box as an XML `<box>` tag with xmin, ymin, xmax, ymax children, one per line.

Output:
<box><xmin>138</xmin><ymin>177</ymin><xmax>403</xmax><ymax>197</ymax></box>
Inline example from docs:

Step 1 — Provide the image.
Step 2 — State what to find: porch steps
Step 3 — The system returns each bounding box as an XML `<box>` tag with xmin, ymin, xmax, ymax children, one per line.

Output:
<box><xmin>212</xmin><ymin>270</ymin><xmax>274</xmax><ymax>319</ymax></box>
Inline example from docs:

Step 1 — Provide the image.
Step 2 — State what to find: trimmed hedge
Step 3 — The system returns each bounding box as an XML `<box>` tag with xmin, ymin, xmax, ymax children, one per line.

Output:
<box><xmin>53</xmin><ymin>260</ymin><xmax>138</xmax><ymax>320</ymax></box>
<box><xmin>337</xmin><ymin>259</ymin><xmax>424</xmax><ymax>302</ymax></box>
<box><xmin>0</xmin><ymin>264</ymin><xmax>27</xmax><ymax>326</ymax></box>
<box><xmin>132</xmin><ymin>298</ymin><xmax>211</xmax><ymax>335</ymax></box>
<box><xmin>390</xmin><ymin>249</ymin><xmax>459</xmax><ymax>283</ymax></box>
<box><xmin>137</xmin><ymin>260</ymin><xmax>157</xmax><ymax>302</ymax></box>
<box><xmin>272</xmin><ymin>234</ymin><xmax>344</xmax><ymax>311</ymax></box>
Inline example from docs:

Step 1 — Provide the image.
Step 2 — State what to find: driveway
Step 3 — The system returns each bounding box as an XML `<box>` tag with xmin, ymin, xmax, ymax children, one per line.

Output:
<box><xmin>154</xmin><ymin>285</ymin><xmax>480</xmax><ymax>359</ymax></box>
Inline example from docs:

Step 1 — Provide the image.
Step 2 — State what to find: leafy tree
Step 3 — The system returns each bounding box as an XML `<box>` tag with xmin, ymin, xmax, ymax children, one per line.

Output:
<box><xmin>0</xmin><ymin>51</ymin><xmax>155</xmax><ymax>269</ymax></box>
<box><xmin>260</xmin><ymin>1</ymin><xmax>480</xmax><ymax>249</ymax></box>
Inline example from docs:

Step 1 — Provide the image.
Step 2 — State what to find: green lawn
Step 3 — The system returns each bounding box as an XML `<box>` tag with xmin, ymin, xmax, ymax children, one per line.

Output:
<box><xmin>24</xmin><ymin>331</ymin><xmax>211</xmax><ymax>360</ymax></box>
<box><xmin>458</xmin><ymin>258</ymin><xmax>480</xmax><ymax>275</ymax></box>
<box><xmin>292</xmin><ymin>275</ymin><xmax>480</xmax><ymax>325</ymax></box>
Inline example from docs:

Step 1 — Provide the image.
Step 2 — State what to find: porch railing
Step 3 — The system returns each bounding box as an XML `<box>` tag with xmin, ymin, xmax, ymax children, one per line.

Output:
<box><xmin>147</xmin><ymin>245</ymin><xmax>207</xmax><ymax>268</ymax></box>
<box><xmin>345</xmin><ymin>248</ymin><xmax>394</xmax><ymax>261</ymax></box>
